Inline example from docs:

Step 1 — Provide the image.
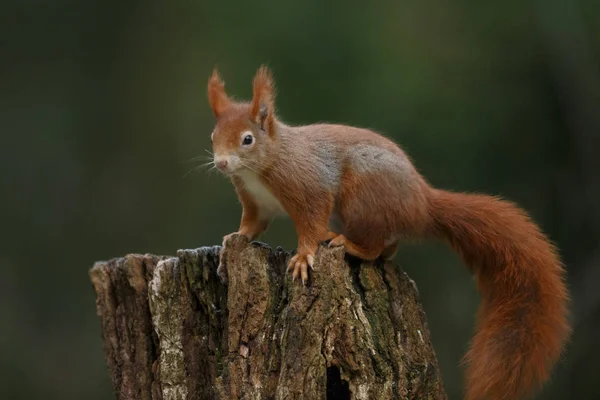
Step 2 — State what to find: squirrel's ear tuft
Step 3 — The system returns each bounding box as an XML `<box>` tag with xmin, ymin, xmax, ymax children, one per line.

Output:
<box><xmin>250</xmin><ymin>65</ymin><xmax>276</xmax><ymax>133</ymax></box>
<box><xmin>207</xmin><ymin>68</ymin><xmax>231</xmax><ymax>119</ymax></box>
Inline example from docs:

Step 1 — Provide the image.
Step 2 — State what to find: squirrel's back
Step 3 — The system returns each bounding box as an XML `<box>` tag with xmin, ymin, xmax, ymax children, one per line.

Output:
<box><xmin>279</xmin><ymin>122</ymin><xmax>422</xmax><ymax>188</ymax></box>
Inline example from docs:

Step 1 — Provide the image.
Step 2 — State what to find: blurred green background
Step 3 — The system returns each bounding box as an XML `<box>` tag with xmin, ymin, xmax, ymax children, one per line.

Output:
<box><xmin>2</xmin><ymin>0</ymin><xmax>600</xmax><ymax>399</ymax></box>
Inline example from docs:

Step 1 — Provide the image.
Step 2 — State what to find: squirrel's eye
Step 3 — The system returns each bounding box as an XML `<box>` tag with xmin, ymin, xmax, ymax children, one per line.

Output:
<box><xmin>242</xmin><ymin>135</ymin><xmax>253</xmax><ymax>145</ymax></box>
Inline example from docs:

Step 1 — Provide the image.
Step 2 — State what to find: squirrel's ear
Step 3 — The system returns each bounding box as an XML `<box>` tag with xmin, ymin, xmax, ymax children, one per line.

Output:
<box><xmin>207</xmin><ymin>68</ymin><xmax>231</xmax><ymax>119</ymax></box>
<box><xmin>250</xmin><ymin>65</ymin><xmax>276</xmax><ymax>134</ymax></box>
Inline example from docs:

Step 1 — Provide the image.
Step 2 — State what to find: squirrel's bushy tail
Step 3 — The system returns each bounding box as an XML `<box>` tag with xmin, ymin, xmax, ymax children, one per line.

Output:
<box><xmin>428</xmin><ymin>189</ymin><xmax>570</xmax><ymax>400</ymax></box>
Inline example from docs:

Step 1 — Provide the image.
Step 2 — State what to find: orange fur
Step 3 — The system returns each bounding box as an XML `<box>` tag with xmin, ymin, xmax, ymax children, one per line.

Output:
<box><xmin>206</xmin><ymin>65</ymin><xmax>570</xmax><ymax>399</ymax></box>
<box><xmin>230</xmin><ymin>174</ymin><xmax>270</xmax><ymax>239</ymax></box>
<box><xmin>429</xmin><ymin>189</ymin><xmax>570</xmax><ymax>400</ymax></box>
<box><xmin>249</xmin><ymin>65</ymin><xmax>276</xmax><ymax>134</ymax></box>
<box><xmin>207</xmin><ymin>69</ymin><xmax>231</xmax><ymax>118</ymax></box>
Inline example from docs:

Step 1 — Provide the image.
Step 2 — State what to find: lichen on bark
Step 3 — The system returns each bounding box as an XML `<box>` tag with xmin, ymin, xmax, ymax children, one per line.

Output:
<box><xmin>90</xmin><ymin>235</ymin><xmax>446</xmax><ymax>399</ymax></box>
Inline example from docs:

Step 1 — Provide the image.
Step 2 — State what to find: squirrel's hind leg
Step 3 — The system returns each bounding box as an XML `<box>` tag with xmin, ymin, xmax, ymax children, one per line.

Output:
<box><xmin>323</xmin><ymin>231</ymin><xmax>339</xmax><ymax>241</ymax></box>
<box><xmin>381</xmin><ymin>240</ymin><xmax>399</xmax><ymax>260</ymax></box>
<box><xmin>329</xmin><ymin>234</ymin><xmax>385</xmax><ymax>260</ymax></box>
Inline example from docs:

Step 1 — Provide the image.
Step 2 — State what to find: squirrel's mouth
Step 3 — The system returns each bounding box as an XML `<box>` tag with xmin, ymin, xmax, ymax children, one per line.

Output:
<box><xmin>216</xmin><ymin>164</ymin><xmax>242</xmax><ymax>176</ymax></box>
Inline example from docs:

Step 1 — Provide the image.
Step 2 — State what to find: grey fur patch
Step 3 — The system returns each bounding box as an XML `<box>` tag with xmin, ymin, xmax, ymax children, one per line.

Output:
<box><xmin>313</xmin><ymin>142</ymin><xmax>342</xmax><ymax>189</ymax></box>
<box><xmin>349</xmin><ymin>144</ymin><xmax>411</xmax><ymax>174</ymax></box>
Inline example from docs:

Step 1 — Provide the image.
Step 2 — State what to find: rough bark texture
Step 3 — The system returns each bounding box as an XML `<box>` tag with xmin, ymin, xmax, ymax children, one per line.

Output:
<box><xmin>90</xmin><ymin>234</ymin><xmax>447</xmax><ymax>400</ymax></box>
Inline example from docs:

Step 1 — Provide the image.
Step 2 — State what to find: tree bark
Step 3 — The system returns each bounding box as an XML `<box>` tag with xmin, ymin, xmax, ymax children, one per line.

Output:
<box><xmin>89</xmin><ymin>234</ymin><xmax>447</xmax><ymax>400</ymax></box>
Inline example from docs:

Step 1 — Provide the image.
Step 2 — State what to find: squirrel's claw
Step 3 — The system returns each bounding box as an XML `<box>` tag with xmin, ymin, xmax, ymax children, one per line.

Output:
<box><xmin>288</xmin><ymin>252</ymin><xmax>314</xmax><ymax>285</ymax></box>
<box><xmin>307</xmin><ymin>254</ymin><xmax>315</xmax><ymax>270</ymax></box>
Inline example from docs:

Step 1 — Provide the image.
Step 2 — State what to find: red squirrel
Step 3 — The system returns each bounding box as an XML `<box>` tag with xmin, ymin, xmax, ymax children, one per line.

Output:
<box><xmin>207</xmin><ymin>65</ymin><xmax>570</xmax><ymax>400</ymax></box>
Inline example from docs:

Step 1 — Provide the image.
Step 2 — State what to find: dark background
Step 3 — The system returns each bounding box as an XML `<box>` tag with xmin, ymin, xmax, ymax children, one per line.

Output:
<box><xmin>2</xmin><ymin>1</ymin><xmax>600</xmax><ymax>399</ymax></box>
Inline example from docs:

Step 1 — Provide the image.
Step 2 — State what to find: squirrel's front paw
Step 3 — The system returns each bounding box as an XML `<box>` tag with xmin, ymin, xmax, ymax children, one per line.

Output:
<box><xmin>287</xmin><ymin>251</ymin><xmax>315</xmax><ymax>285</ymax></box>
<box><xmin>217</xmin><ymin>232</ymin><xmax>239</xmax><ymax>283</ymax></box>
<box><xmin>221</xmin><ymin>232</ymin><xmax>238</xmax><ymax>248</ymax></box>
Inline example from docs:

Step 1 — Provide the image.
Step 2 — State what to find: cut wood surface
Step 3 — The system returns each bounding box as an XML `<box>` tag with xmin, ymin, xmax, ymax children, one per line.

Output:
<box><xmin>89</xmin><ymin>234</ymin><xmax>447</xmax><ymax>399</ymax></box>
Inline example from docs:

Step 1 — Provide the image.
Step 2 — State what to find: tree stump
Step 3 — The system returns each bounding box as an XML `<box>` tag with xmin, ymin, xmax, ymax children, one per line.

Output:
<box><xmin>89</xmin><ymin>234</ymin><xmax>447</xmax><ymax>400</ymax></box>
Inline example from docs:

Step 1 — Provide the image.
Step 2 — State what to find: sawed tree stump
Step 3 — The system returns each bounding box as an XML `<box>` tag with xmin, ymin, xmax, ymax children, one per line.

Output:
<box><xmin>89</xmin><ymin>234</ymin><xmax>447</xmax><ymax>399</ymax></box>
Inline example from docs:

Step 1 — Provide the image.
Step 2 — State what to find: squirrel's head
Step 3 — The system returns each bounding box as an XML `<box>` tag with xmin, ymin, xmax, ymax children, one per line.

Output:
<box><xmin>207</xmin><ymin>65</ymin><xmax>277</xmax><ymax>175</ymax></box>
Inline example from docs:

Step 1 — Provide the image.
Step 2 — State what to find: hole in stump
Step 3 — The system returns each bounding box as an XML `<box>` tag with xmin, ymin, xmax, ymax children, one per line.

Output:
<box><xmin>326</xmin><ymin>366</ymin><xmax>350</xmax><ymax>399</ymax></box>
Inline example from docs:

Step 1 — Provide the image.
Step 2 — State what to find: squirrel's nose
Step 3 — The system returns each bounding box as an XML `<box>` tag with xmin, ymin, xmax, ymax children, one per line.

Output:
<box><xmin>215</xmin><ymin>158</ymin><xmax>229</xmax><ymax>171</ymax></box>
